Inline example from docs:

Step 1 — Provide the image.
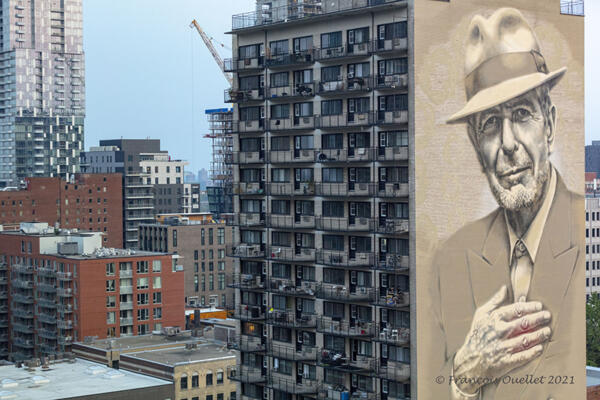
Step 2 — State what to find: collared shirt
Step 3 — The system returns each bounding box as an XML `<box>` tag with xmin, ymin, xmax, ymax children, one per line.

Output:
<box><xmin>504</xmin><ymin>167</ymin><xmax>557</xmax><ymax>301</ymax></box>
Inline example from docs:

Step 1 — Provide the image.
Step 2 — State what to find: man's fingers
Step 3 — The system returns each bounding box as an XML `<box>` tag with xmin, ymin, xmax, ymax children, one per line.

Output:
<box><xmin>500</xmin><ymin>310</ymin><xmax>552</xmax><ymax>337</ymax></box>
<box><xmin>499</xmin><ymin>327</ymin><xmax>551</xmax><ymax>354</ymax></box>
<box><xmin>500</xmin><ymin>344</ymin><xmax>544</xmax><ymax>370</ymax></box>
<box><xmin>495</xmin><ymin>301</ymin><xmax>543</xmax><ymax>322</ymax></box>
<box><xmin>480</xmin><ymin>285</ymin><xmax>508</xmax><ymax>314</ymax></box>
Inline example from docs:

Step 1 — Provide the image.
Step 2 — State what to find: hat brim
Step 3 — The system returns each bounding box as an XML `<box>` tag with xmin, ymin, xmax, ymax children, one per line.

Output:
<box><xmin>446</xmin><ymin>67</ymin><xmax>567</xmax><ymax>124</ymax></box>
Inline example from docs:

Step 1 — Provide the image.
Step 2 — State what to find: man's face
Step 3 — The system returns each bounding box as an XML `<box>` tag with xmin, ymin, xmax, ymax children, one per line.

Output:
<box><xmin>470</xmin><ymin>89</ymin><xmax>555</xmax><ymax>211</ymax></box>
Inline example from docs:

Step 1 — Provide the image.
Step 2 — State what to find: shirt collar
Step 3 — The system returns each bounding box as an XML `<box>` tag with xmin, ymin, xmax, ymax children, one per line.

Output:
<box><xmin>505</xmin><ymin>167</ymin><xmax>557</xmax><ymax>264</ymax></box>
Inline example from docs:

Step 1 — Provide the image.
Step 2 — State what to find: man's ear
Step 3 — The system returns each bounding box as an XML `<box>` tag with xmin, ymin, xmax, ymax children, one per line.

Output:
<box><xmin>467</xmin><ymin>122</ymin><xmax>486</xmax><ymax>172</ymax></box>
<box><xmin>547</xmin><ymin>103</ymin><xmax>557</xmax><ymax>153</ymax></box>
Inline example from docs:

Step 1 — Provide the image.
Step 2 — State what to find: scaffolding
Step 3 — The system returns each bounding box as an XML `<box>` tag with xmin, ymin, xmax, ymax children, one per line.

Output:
<box><xmin>205</xmin><ymin>108</ymin><xmax>234</xmax><ymax>217</ymax></box>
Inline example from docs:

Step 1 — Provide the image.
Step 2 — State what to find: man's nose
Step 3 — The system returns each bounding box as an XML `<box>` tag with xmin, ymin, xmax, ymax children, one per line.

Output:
<box><xmin>501</xmin><ymin>117</ymin><xmax>519</xmax><ymax>155</ymax></box>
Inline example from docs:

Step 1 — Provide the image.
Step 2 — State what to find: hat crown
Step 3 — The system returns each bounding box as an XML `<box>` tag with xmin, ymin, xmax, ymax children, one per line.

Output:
<box><xmin>465</xmin><ymin>8</ymin><xmax>541</xmax><ymax>75</ymax></box>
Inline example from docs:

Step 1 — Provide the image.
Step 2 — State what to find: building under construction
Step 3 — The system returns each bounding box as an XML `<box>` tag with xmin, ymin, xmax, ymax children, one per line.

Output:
<box><xmin>205</xmin><ymin>108</ymin><xmax>234</xmax><ymax>218</ymax></box>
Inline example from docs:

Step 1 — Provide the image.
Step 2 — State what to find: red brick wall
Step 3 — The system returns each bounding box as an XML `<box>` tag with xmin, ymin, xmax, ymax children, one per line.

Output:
<box><xmin>0</xmin><ymin>174</ymin><xmax>123</xmax><ymax>248</ymax></box>
<box><xmin>588</xmin><ymin>385</ymin><xmax>600</xmax><ymax>399</ymax></box>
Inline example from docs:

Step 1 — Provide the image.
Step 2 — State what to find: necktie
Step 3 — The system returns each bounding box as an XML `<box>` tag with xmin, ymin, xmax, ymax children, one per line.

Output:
<box><xmin>511</xmin><ymin>239</ymin><xmax>533</xmax><ymax>303</ymax></box>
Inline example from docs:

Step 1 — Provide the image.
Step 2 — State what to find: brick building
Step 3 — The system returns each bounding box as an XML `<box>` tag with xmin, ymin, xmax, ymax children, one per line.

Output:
<box><xmin>0</xmin><ymin>174</ymin><xmax>123</xmax><ymax>248</ymax></box>
<box><xmin>0</xmin><ymin>222</ymin><xmax>184</xmax><ymax>361</ymax></box>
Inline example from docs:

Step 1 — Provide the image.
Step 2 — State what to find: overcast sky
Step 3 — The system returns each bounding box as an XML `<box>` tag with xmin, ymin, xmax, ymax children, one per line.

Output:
<box><xmin>83</xmin><ymin>1</ymin><xmax>595</xmax><ymax>173</ymax></box>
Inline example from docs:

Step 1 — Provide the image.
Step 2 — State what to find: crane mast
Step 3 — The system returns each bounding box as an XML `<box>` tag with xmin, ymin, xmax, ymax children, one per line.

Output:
<box><xmin>190</xmin><ymin>19</ymin><xmax>233</xmax><ymax>86</ymax></box>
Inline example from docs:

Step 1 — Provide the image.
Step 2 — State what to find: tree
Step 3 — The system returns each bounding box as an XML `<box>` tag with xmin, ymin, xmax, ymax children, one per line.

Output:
<box><xmin>587</xmin><ymin>293</ymin><xmax>600</xmax><ymax>367</ymax></box>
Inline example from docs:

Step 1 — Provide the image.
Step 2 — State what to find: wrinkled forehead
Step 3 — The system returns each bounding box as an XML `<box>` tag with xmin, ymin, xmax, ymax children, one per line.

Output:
<box><xmin>470</xmin><ymin>90</ymin><xmax>542</xmax><ymax>125</ymax></box>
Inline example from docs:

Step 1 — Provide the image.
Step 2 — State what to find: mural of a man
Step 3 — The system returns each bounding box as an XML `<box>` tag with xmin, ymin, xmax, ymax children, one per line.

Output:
<box><xmin>429</xmin><ymin>7</ymin><xmax>583</xmax><ymax>399</ymax></box>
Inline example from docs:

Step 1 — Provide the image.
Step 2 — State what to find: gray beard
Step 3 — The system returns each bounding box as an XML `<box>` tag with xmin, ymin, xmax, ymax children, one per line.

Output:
<box><xmin>487</xmin><ymin>165</ymin><xmax>550</xmax><ymax>211</ymax></box>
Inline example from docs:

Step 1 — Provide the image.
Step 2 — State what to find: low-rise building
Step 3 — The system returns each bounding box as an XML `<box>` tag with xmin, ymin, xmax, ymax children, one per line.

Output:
<box><xmin>0</xmin><ymin>357</ymin><xmax>173</xmax><ymax>400</ymax></box>
<box><xmin>73</xmin><ymin>331</ymin><xmax>237</xmax><ymax>400</ymax></box>
<box><xmin>0</xmin><ymin>222</ymin><xmax>185</xmax><ymax>361</ymax></box>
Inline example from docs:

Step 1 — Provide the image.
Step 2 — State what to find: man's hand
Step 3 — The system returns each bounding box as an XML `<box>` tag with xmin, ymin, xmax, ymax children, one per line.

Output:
<box><xmin>452</xmin><ymin>285</ymin><xmax>552</xmax><ymax>395</ymax></box>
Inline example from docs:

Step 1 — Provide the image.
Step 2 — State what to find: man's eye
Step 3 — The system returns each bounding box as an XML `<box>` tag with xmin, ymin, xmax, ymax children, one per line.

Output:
<box><xmin>514</xmin><ymin>108</ymin><xmax>532</xmax><ymax>122</ymax></box>
<box><xmin>481</xmin><ymin>116</ymin><xmax>499</xmax><ymax>134</ymax></box>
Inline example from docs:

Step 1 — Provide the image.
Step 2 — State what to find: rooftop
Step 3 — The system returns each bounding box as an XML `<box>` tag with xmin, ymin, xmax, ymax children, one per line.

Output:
<box><xmin>80</xmin><ymin>331</ymin><xmax>200</xmax><ymax>352</ymax></box>
<box><xmin>0</xmin><ymin>358</ymin><xmax>170</xmax><ymax>400</ymax></box>
<box><xmin>126</xmin><ymin>341</ymin><xmax>236</xmax><ymax>367</ymax></box>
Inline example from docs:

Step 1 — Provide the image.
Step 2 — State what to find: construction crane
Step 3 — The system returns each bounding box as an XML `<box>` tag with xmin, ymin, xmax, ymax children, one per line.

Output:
<box><xmin>190</xmin><ymin>19</ymin><xmax>233</xmax><ymax>86</ymax></box>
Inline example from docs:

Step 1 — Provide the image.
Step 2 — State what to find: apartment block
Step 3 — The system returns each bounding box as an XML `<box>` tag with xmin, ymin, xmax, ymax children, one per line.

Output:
<box><xmin>0</xmin><ymin>174</ymin><xmax>123</xmax><ymax>248</ymax></box>
<box><xmin>587</xmin><ymin>197</ymin><xmax>600</xmax><ymax>299</ymax></box>
<box><xmin>138</xmin><ymin>213</ymin><xmax>234</xmax><ymax>308</ymax></box>
<box><xmin>0</xmin><ymin>222</ymin><xmax>184</xmax><ymax>361</ymax></box>
<box><xmin>206</xmin><ymin>108</ymin><xmax>234</xmax><ymax>218</ymax></box>
<box><xmin>0</xmin><ymin>0</ymin><xmax>85</xmax><ymax>187</ymax></box>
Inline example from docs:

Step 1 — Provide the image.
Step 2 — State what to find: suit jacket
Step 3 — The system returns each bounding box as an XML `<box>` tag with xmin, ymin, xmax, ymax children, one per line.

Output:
<box><xmin>424</xmin><ymin>174</ymin><xmax>585</xmax><ymax>399</ymax></box>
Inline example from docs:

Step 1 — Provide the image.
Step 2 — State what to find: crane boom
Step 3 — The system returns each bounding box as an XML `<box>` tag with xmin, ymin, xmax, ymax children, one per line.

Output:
<box><xmin>190</xmin><ymin>19</ymin><xmax>233</xmax><ymax>86</ymax></box>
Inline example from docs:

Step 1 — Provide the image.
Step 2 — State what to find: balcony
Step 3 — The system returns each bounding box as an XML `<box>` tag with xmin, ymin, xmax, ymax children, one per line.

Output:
<box><xmin>56</xmin><ymin>272</ymin><xmax>72</xmax><ymax>281</ymax></box>
<box><xmin>233</xmin><ymin>304</ymin><xmax>266</xmax><ymax>321</ymax></box>
<box><xmin>11</xmin><ymin>264</ymin><xmax>34</xmax><ymax>274</ymax></box>
<box><xmin>12</xmin><ymin>309</ymin><xmax>34</xmax><ymax>319</ymax></box>
<box><xmin>267</xmin><ymin>375</ymin><xmax>319</xmax><ymax>394</ymax></box>
<box><xmin>232</xmin><ymin>119</ymin><xmax>265</xmax><ymax>134</ymax></box>
<box><xmin>375</xmin><ymin>110</ymin><xmax>409</xmax><ymax>126</ymax></box>
<box><xmin>13</xmin><ymin>337</ymin><xmax>34</xmax><ymax>349</ymax></box>
<box><xmin>317</xmin><ymin>76</ymin><xmax>372</xmax><ymax>96</ymax></box>
<box><xmin>268</xmin><ymin>246</ymin><xmax>316</xmax><ymax>263</ymax></box>
<box><xmin>39</xmin><ymin>328</ymin><xmax>58</xmax><ymax>339</ymax></box>
<box><xmin>370</xmin><ymin>37</ymin><xmax>408</xmax><ymax>54</ymax></box>
<box><xmin>377</xmin><ymin>360</ymin><xmax>410</xmax><ymax>382</ymax></box>
<box><xmin>224</xmin><ymin>57</ymin><xmax>265</xmax><ymax>72</ymax></box>
<box><xmin>226</xmin><ymin>244</ymin><xmax>265</xmax><ymax>259</ymax></box>
<box><xmin>316</xmin><ymin>216</ymin><xmax>375</xmax><ymax>232</ymax></box>
<box><xmin>228</xmin><ymin>273</ymin><xmax>266</xmax><ymax>290</ymax></box>
<box><xmin>38</xmin><ymin>314</ymin><xmax>57</xmax><ymax>324</ymax></box>
<box><xmin>231</xmin><ymin>151</ymin><xmax>265</xmax><ymax>164</ymax></box>
<box><xmin>316</xmin><ymin>317</ymin><xmax>375</xmax><ymax>337</ymax></box>
<box><xmin>269</xmin><ymin>149</ymin><xmax>315</xmax><ymax>163</ymax></box>
<box><xmin>267</xmin><ymin>214</ymin><xmax>315</xmax><ymax>229</ymax></box>
<box><xmin>373</xmin><ymin>290</ymin><xmax>409</xmax><ymax>309</ymax></box>
<box><xmin>315</xmin><ymin>283</ymin><xmax>375</xmax><ymax>302</ymax></box>
<box><xmin>119</xmin><ymin>286</ymin><xmax>133</xmax><ymax>295</ymax></box>
<box><xmin>57</xmin><ymin>320</ymin><xmax>73</xmax><ymax>329</ymax></box>
<box><xmin>11</xmin><ymin>279</ymin><xmax>33</xmax><ymax>289</ymax></box>
<box><xmin>315</xmin><ymin>43</ymin><xmax>370</xmax><ymax>62</ymax></box>
<box><xmin>374</xmin><ymin>325</ymin><xmax>410</xmax><ymax>345</ymax></box>
<box><xmin>225</xmin><ymin>88</ymin><xmax>264</xmax><ymax>103</ymax></box>
<box><xmin>57</xmin><ymin>288</ymin><xmax>73</xmax><ymax>297</ymax></box>
<box><xmin>37</xmin><ymin>267</ymin><xmax>55</xmax><ymax>277</ymax></box>
<box><xmin>316</xmin><ymin>147</ymin><xmax>373</xmax><ymax>163</ymax></box>
<box><xmin>317</xmin><ymin>250</ymin><xmax>375</xmax><ymax>268</ymax></box>
<box><xmin>376</xmin><ymin>182</ymin><xmax>409</xmax><ymax>198</ymax></box>
<box><xmin>267</xmin><ymin>51</ymin><xmax>314</xmax><ymax>68</ymax></box>
<box><xmin>319</xmin><ymin>348</ymin><xmax>376</xmax><ymax>372</ymax></box>
<box><xmin>58</xmin><ymin>335</ymin><xmax>73</xmax><ymax>345</ymax></box>
<box><xmin>120</xmin><ymin>302</ymin><xmax>133</xmax><ymax>310</ymax></box>
<box><xmin>374</xmin><ymin>254</ymin><xmax>409</xmax><ymax>272</ymax></box>
<box><xmin>37</xmin><ymin>283</ymin><xmax>57</xmax><ymax>294</ymax></box>
<box><xmin>268</xmin><ymin>343</ymin><xmax>317</xmax><ymax>361</ymax></box>
<box><xmin>234</xmin><ymin>182</ymin><xmax>266</xmax><ymax>195</ymax></box>
<box><xmin>120</xmin><ymin>317</ymin><xmax>134</xmax><ymax>325</ymax></box>
<box><xmin>38</xmin><ymin>299</ymin><xmax>57</xmax><ymax>309</ymax></box>
<box><xmin>227</xmin><ymin>334</ymin><xmax>266</xmax><ymax>352</ymax></box>
<box><xmin>12</xmin><ymin>294</ymin><xmax>34</xmax><ymax>304</ymax></box>
<box><xmin>316</xmin><ymin>182</ymin><xmax>375</xmax><ymax>197</ymax></box>
<box><xmin>268</xmin><ymin>116</ymin><xmax>315</xmax><ymax>132</ymax></box>
<box><xmin>316</xmin><ymin>113</ymin><xmax>373</xmax><ymax>129</ymax></box>
<box><xmin>12</xmin><ymin>321</ymin><xmax>34</xmax><ymax>334</ymax></box>
<box><xmin>374</xmin><ymin>74</ymin><xmax>408</xmax><ymax>91</ymax></box>
<box><xmin>268</xmin><ymin>182</ymin><xmax>315</xmax><ymax>196</ymax></box>
<box><xmin>119</xmin><ymin>269</ymin><xmax>133</xmax><ymax>278</ymax></box>
<box><xmin>266</xmin><ymin>278</ymin><xmax>316</xmax><ymax>296</ymax></box>
<box><xmin>230</xmin><ymin>213</ymin><xmax>265</xmax><ymax>227</ymax></box>
<box><xmin>266</xmin><ymin>310</ymin><xmax>316</xmax><ymax>328</ymax></box>
<box><xmin>227</xmin><ymin>365</ymin><xmax>266</xmax><ymax>383</ymax></box>
<box><xmin>375</xmin><ymin>219</ymin><xmax>409</xmax><ymax>234</ymax></box>
<box><xmin>375</xmin><ymin>146</ymin><xmax>408</xmax><ymax>162</ymax></box>
<box><xmin>57</xmin><ymin>304</ymin><xmax>72</xmax><ymax>313</ymax></box>
<box><xmin>268</xmin><ymin>83</ymin><xmax>315</xmax><ymax>100</ymax></box>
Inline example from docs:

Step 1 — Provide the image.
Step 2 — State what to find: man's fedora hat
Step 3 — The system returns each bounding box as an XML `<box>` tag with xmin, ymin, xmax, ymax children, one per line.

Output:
<box><xmin>447</xmin><ymin>7</ymin><xmax>566</xmax><ymax>124</ymax></box>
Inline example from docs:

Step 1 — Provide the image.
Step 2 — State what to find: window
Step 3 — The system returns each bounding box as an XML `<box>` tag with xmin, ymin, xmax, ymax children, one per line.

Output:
<box><xmin>217</xmin><ymin>371</ymin><xmax>224</xmax><ymax>384</ymax></box>
<box><xmin>293</xmin><ymin>35</ymin><xmax>313</xmax><ymax>53</ymax></box>
<box><xmin>152</xmin><ymin>260</ymin><xmax>162</xmax><ymax>272</ymax></box>
<box><xmin>137</xmin><ymin>277</ymin><xmax>149</xmax><ymax>290</ymax></box>
<box><xmin>195</xmin><ymin>275</ymin><xmax>199</xmax><ymax>291</ymax></box>
<box><xmin>321</xmin><ymin>31</ymin><xmax>342</xmax><ymax>48</ymax></box>
<box><xmin>218</xmin><ymin>273</ymin><xmax>225</xmax><ymax>290</ymax></box>
<box><xmin>324</xmin><ymin>334</ymin><xmax>345</xmax><ymax>352</ymax></box>
<box><xmin>192</xmin><ymin>373</ymin><xmax>199</xmax><ymax>388</ymax></box>
<box><xmin>323</xmin><ymin>201</ymin><xmax>344</xmax><ymax>217</ymax></box>
<box><xmin>201</xmin><ymin>229</ymin><xmax>206</xmax><ymax>245</ymax></box>
<box><xmin>218</xmin><ymin>261</ymin><xmax>225</xmax><ymax>271</ymax></box>
<box><xmin>381</xmin><ymin>130</ymin><xmax>408</xmax><ymax>147</ymax></box>
<box><xmin>153</xmin><ymin>276</ymin><xmax>162</xmax><ymax>289</ymax></box>
<box><xmin>272</xmin><ymin>263</ymin><xmax>291</xmax><ymax>279</ymax></box>
<box><xmin>209</xmin><ymin>274</ymin><xmax>214</xmax><ymax>290</ymax></box>
<box><xmin>153</xmin><ymin>292</ymin><xmax>162</xmax><ymax>304</ymax></box>
<box><xmin>273</xmin><ymin>358</ymin><xmax>293</xmax><ymax>375</ymax></box>
<box><xmin>137</xmin><ymin>293</ymin><xmax>149</xmax><ymax>305</ymax></box>
<box><xmin>380</xmin><ymin>166</ymin><xmax>408</xmax><ymax>183</ymax></box>
<box><xmin>136</xmin><ymin>261</ymin><xmax>148</xmax><ymax>274</ymax></box>
<box><xmin>202</xmin><ymin>275</ymin><xmax>206</xmax><ymax>291</ymax></box>
<box><xmin>348</xmin><ymin>62</ymin><xmax>370</xmax><ymax>78</ymax></box>
<box><xmin>294</xmin><ymin>102</ymin><xmax>313</xmax><ymax>117</ymax></box>
<box><xmin>378</xmin><ymin>21</ymin><xmax>407</xmax><ymax>40</ymax></box>
<box><xmin>239</xmin><ymin>75</ymin><xmax>262</xmax><ymax>90</ymax></box>
<box><xmin>321</xmin><ymin>65</ymin><xmax>341</xmax><ymax>82</ymax></box>
<box><xmin>322</xmin><ymin>133</ymin><xmax>343</xmax><ymax>149</ymax></box>
<box><xmin>137</xmin><ymin>308</ymin><xmax>149</xmax><ymax>321</ymax></box>
<box><xmin>272</xmin><ymin>231</ymin><xmax>291</xmax><ymax>247</ymax></box>
<box><xmin>378</xmin><ymin>94</ymin><xmax>408</xmax><ymax>111</ymax></box>
<box><xmin>106</xmin><ymin>263</ymin><xmax>115</xmax><ymax>276</ymax></box>
<box><xmin>209</xmin><ymin>228</ymin><xmax>214</xmax><ymax>245</ymax></box>
<box><xmin>209</xmin><ymin>249</ymin><xmax>214</xmax><ymax>259</ymax></box>
<box><xmin>239</xmin><ymin>43</ymin><xmax>262</xmax><ymax>59</ymax></box>
<box><xmin>323</xmin><ymin>268</ymin><xmax>345</xmax><ymax>285</ymax></box>
<box><xmin>322</xmin><ymin>168</ymin><xmax>344</xmax><ymax>183</ymax></box>
<box><xmin>218</xmin><ymin>228</ymin><xmax>225</xmax><ymax>244</ymax></box>
<box><xmin>270</xmin><ymin>39</ymin><xmax>289</xmax><ymax>56</ymax></box>
<box><xmin>273</xmin><ymin>295</ymin><xmax>287</xmax><ymax>310</ymax></box>
<box><xmin>323</xmin><ymin>235</ymin><xmax>344</xmax><ymax>251</ymax></box>
<box><xmin>240</xmin><ymin>106</ymin><xmax>262</xmax><ymax>121</ymax></box>
<box><xmin>206</xmin><ymin>373</ymin><xmax>213</xmax><ymax>386</ymax></box>
<box><xmin>173</xmin><ymin>229</ymin><xmax>178</xmax><ymax>246</ymax></box>
<box><xmin>153</xmin><ymin>307</ymin><xmax>162</xmax><ymax>319</ymax></box>
<box><xmin>270</xmin><ymin>71</ymin><xmax>289</xmax><ymax>87</ymax></box>
<box><xmin>273</xmin><ymin>326</ymin><xmax>292</xmax><ymax>342</ymax></box>
<box><xmin>271</xmin><ymin>104</ymin><xmax>290</xmax><ymax>119</ymax></box>
<box><xmin>106</xmin><ymin>280</ymin><xmax>115</xmax><ymax>292</ymax></box>
<box><xmin>180</xmin><ymin>374</ymin><xmax>188</xmax><ymax>390</ymax></box>
<box><xmin>271</xmin><ymin>136</ymin><xmax>290</xmax><ymax>151</ymax></box>
<box><xmin>349</xmin><ymin>97</ymin><xmax>370</xmax><ymax>113</ymax></box>
<box><xmin>272</xmin><ymin>168</ymin><xmax>290</xmax><ymax>182</ymax></box>
<box><xmin>324</xmin><ymin>301</ymin><xmax>344</xmax><ymax>318</ymax></box>
<box><xmin>294</xmin><ymin>69</ymin><xmax>313</xmax><ymax>84</ymax></box>
<box><xmin>106</xmin><ymin>296</ymin><xmax>116</xmax><ymax>308</ymax></box>
<box><xmin>209</xmin><ymin>262</ymin><xmax>214</xmax><ymax>271</ymax></box>
<box><xmin>107</xmin><ymin>311</ymin><xmax>115</xmax><ymax>324</ymax></box>
<box><xmin>348</xmin><ymin>27</ymin><xmax>369</xmax><ymax>44</ymax></box>
<box><xmin>378</xmin><ymin>58</ymin><xmax>408</xmax><ymax>75</ymax></box>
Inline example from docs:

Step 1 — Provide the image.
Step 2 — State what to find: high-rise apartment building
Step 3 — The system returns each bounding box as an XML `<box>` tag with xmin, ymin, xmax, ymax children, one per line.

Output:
<box><xmin>0</xmin><ymin>0</ymin><xmax>85</xmax><ymax>187</ymax></box>
<box><xmin>0</xmin><ymin>222</ymin><xmax>184</xmax><ymax>361</ymax></box>
<box><xmin>205</xmin><ymin>108</ymin><xmax>234</xmax><ymax>218</ymax></box>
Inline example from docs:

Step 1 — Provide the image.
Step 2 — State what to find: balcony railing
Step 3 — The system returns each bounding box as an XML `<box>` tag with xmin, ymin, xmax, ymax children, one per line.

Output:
<box><xmin>315</xmin><ymin>182</ymin><xmax>375</xmax><ymax>197</ymax></box>
<box><xmin>268</xmin><ymin>83</ymin><xmax>315</xmax><ymax>99</ymax></box>
<box><xmin>56</xmin><ymin>272</ymin><xmax>72</xmax><ymax>281</ymax></box>
<box><xmin>233</xmin><ymin>304</ymin><xmax>266</xmax><ymax>321</ymax></box>
<box><xmin>375</xmin><ymin>146</ymin><xmax>409</xmax><ymax>161</ymax></box>
<box><xmin>228</xmin><ymin>273</ymin><xmax>266</xmax><ymax>290</ymax></box>
<box><xmin>120</xmin><ymin>301</ymin><xmax>133</xmax><ymax>310</ymax></box>
<box><xmin>11</xmin><ymin>263</ymin><xmax>34</xmax><ymax>274</ymax></box>
<box><xmin>374</xmin><ymin>254</ymin><xmax>409</xmax><ymax>272</ymax></box>
<box><xmin>227</xmin><ymin>244</ymin><xmax>265</xmax><ymax>259</ymax></box>
<box><xmin>317</xmin><ymin>317</ymin><xmax>375</xmax><ymax>337</ymax></box>
<box><xmin>37</xmin><ymin>314</ymin><xmax>56</xmax><ymax>324</ymax></box>
<box><xmin>227</xmin><ymin>365</ymin><xmax>267</xmax><ymax>383</ymax></box>
<box><xmin>268</xmin><ymin>116</ymin><xmax>315</xmax><ymax>131</ymax></box>
<box><xmin>377</xmin><ymin>360</ymin><xmax>410</xmax><ymax>382</ymax></box>
<box><xmin>315</xmin><ymin>43</ymin><xmax>370</xmax><ymax>62</ymax></box>
<box><xmin>268</xmin><ymin>246</ymin><xmax>316</xmax><ymax>262</ymax></box>
<box><xmin>231</xmin><ymin>151</ymin><xmax>265</xmax><ymax>164</ymax></box>
<box><xmin>316</xmin><ymin>147</ymin><xmax>373</xmax><ymax>163</ymax></box>
<box><xmin>38</xmin><ymin>299</ymin><xmax>57</xmax><ymax>309</ymax></box>
<box><xmin>37</xmin><ymin>283</ymin><xmax>57</xmax><ymax>294</ymax></box>
<box><xmin>375</xmin><ymin>110</ymin><xmax>409</xmax><ymax>126</ymax></box>
<box><xmin>375</xmin><ymin>219</ymin><xmax>409</xmax><ymax>234</ymax></box>
<box><xmin>267</xmin><ymin>51</ymin><xmax>314</xmax><ymax>68</ymax></box>
<box><xmin>374</xmin><ymin>74</ymin><xmax>408</xmax><ymax>91</ymax></box>
<box><xmin>268</xmin><ymin>214</ymin><xmax>316</xmax><ymax>229</ymax></box>
<box><xmin>224</xmin><ymin>57</ymin><xmax>265</xmax><ymax>72</ymax></box>
<box><xmin>13</xmin><ymin>337</ymin><xmax>34</xmax><ymax>348</ymax></box>
<box><xmin>374</xmin><ymin>325</ymin><xmax>410</xmax><ymax>345</ymax></box>
<box><xmin>268</xmin><ymin>343</ymin><xmax>317</xmax><ymax>361</ymax></box>
<box><xmin>315</xmin><ymin>283</ymin><xmax>375</xmax><ymax>302</ymax></box>
<box><xmin>317</xmin><ymin>76</ymin><xmax>373</xmax><ymax>95</ymax></box>
<box><xmin>269</xmin><ymin>149</ymin><xmax>315</xmax><ymax>163</ymax></box>
<box><xmin>266</xmin><ymin>278</ymin><xmax>316</xmax><ymax>296</ymax></box>
<box><xmin>229</xmin><ymin>213</ymin><xmax>265</xmax><ymax>227</ymax></box>
<box><xmin>57</xmin><ymin>320</ymin><xmax>73</xmax><ymax>329</ymax></box>
<box><xmin>225</xmin><ymin>88</ymin><xmax>265</xmax><ymax>103</ymax></box>
<box><xmin>120</xmin><ymin>317</ymin><xmax>134</xmax><ymax>325</ymax></box>
<box><xmin>12</xmin><ymin>321</ymin><xmax>34</xmax><ymax>333</ymax></box>
<box><xmin>11</xmin><ymin>280</ymin><xmax>34</xmax><ymax>289</ymax></box>
<box><xmin>373</xmin><ymin>290</ymin><xmax>409</xmax><ymax>309</ymax></box>
<box><xmin>38</xmin><ymin>328</ymin><xmax>58</xmax><ymax>339</ymax></box>
<box><xmin>57</xmin><ymin>288</ymin><xmax>73</xmax><ymax>297</ymax></box>
<box><xmin>232</xmin><ymin>119</ymin><xmax>266</xmax><ymax>134</ymax></box>
<box><xmin>268</xmin><ymin>182</ymin><xmax>315</xmax><ymax>196</ymax></box>
<box><xmin>316</xmin><ymin>249</ymin><xmax>375</xmax><ymax>268</ymax></box>
<box><xmin>119</xmin><ymin>269</ymin><xmax>133</xmax><ymax>278</ymax></box>
<box><xmin>316</xmin><ymin>216</ymin><xmax>375</xmax><ymax>232</ymax></box>
<box><xmin>376</xmin><ymin>182</ymin><xmax>409</xmax><ymax>198</ymax></box>
<box><xmin>266</xmin><ymin>310</ymin><xmax>317</xmax><ymax>328</ymax></box>
<box><xmin>119</xmin><ymin>285</ymin><xmax>133</xmax><ymax>294</ymax></box>
<box><xmin>233</xmin><ymin>182</ymin><xmax>266</xmax><ymax>195</ymax></box>
<box><xmin>316</xmin><ymin>113</ymin><xmax>373</xmax><ymax>129</ymax></box>
<box><xmin>227</xmin><ymin>334</ymin><xmax>266</xmax><ymax>352</ymax></box>
<box><xmin>268</xmin><ymin>375</ymin><xmax>319</xmax><ymax>394</ymax></box>
<box><xmin>319</xmin><ymin>348</ymin><xmax>376</xmax><ymax>371</ymax></box>
<box><xmin>12</xmin><ymin>294</ymin><xmax>35</xmax><ymax>304</ymax></box>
